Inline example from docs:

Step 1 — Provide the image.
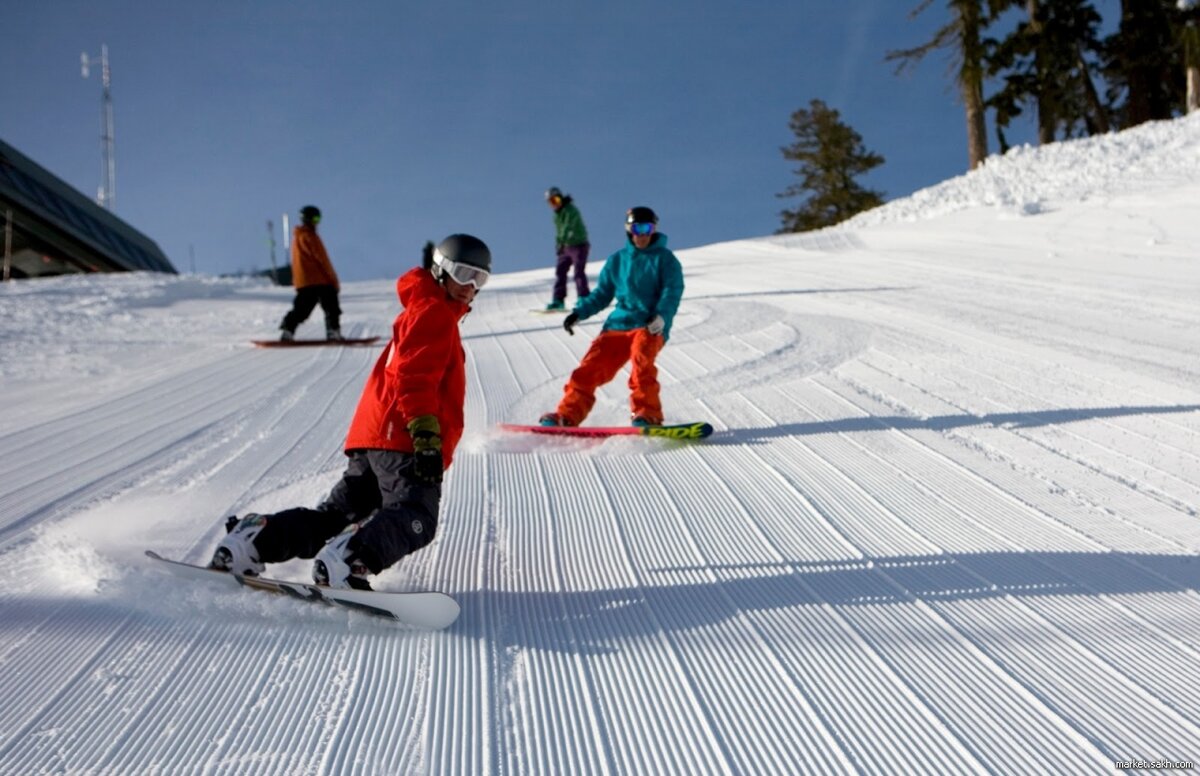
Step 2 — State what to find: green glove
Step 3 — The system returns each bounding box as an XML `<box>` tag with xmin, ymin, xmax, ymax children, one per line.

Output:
<box><xmin>407</xmin><ymin>414</ymin><xmax>443</xmax><ymax>484</ymax></box>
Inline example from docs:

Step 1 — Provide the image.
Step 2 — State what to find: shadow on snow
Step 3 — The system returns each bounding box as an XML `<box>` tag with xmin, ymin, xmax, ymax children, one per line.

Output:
<box><xmin>451</xmin><ymin>549</ymin><xmax>1200</xmax><ymax>652</ymax></box>
<box><xmin>709</xmin><ymin>404</ymin><xmax>1200</xmax><ymax>443</ymax></box>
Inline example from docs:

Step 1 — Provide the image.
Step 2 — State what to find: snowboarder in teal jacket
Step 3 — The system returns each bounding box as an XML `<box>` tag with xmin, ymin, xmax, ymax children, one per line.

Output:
<box><xmin>540</xmin><ymin>206</ymin><xmax>684</xmax><ymax>427</ymax></box>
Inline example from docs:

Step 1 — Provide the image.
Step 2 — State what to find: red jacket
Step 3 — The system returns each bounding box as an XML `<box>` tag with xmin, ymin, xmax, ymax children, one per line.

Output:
<box><xmin>344</xmin><ymin>268</ymin><xmax>469</xmax><ymax>468</ymax></box>
<box><xmin>291</xmin><ymin>225</ymin><xmax>340</xmax><ymax>289</ymax></box>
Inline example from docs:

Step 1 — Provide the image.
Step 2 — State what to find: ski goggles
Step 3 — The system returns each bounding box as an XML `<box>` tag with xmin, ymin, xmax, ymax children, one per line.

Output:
<box><xmin>548</xmin><ymin>195</ymin><xmax>563</xmax><ymax>207</ymax></box>
<box><xmin>434</xmin><ymin>252</ymin><xmax>490</xmax><ymax>289</ymax></box>
<box><xmin>628</xmin><ymin>221</ymin><xmax>656</xmax><ymax>236</ymax></box>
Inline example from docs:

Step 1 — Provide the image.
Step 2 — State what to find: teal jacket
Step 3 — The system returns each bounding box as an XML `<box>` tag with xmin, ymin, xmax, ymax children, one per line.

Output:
<box><xmin>553</xmin><ymin>198</ymin><xmax>589</xmax><ymax>249</ymax></box>
<box><xmin>573</xmin><ymin>233</ymin><xmax>684</xmax><ymax>341</ymax></box>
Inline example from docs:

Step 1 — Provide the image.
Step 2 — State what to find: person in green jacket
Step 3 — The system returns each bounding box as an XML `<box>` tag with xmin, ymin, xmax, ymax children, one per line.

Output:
<box><xmin>544</xmin><ymin>186</ymin><xmax>590</xmax><ymax>311</ymax></box>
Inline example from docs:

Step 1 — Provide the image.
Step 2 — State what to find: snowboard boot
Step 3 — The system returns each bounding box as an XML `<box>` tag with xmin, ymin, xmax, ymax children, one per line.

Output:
<box><xmin>279</xmin><ymin>329</ymin><xmax>295</xmax><ymax>342</ymax></box>
<box><xmin>539</xmin><ymin>412</ymin><xmax>574</xmax><ymax>427</ymax></box>
<box><xmin>313</xmin><ymin>526</ymin><xmax>372</xmax><ymax>591</ymax></box>
<box><xmin>326</xmin><ymin>327</ymin><xmax>344</xmax><ymax>342</ymax></box>
<box><xmin>209</xmin><ymin>514</ymin><xmax>267</xmax><ymax>576</ymax></box>
<box><xmin>631</xmin><ymin>416</ymin><xmax>658</xmax><ymax>428</ymax></box>
<box><xmin>545</xmin><ymin>299</ymin><xmax>565</xmax><ymax>312</ymax></box>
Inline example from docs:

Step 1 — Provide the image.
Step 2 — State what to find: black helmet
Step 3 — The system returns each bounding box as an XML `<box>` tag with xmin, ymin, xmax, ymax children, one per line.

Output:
<box><xmin>300</xmin><ymin>205</ymin><xmax>321</xmax><ymax>224</ymax></box>
<box><xmin>625</xmin><ymin>206</ymin><xmax>658</xmax><ymax>233</ymax></box>
<box><xmin>432</xmin><ymin>233</ymin><xmax>492</xmax><ymax>288</ymax></box>
<box><xmin>545</xmin><ymin>186</ymin><xmax>563</xmax><ymax>201</ymax></box>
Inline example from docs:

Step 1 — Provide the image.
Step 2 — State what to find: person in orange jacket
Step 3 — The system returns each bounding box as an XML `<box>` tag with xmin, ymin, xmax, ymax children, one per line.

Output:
<box><xmin>211</xmin><ymin>234</ymin><xmax>492</xmax><ymax>590</ymax></box>
<box><xmin>280</xmin><ymin>205</ymin><xmax>342</xmax><ymax>341</ymax></box>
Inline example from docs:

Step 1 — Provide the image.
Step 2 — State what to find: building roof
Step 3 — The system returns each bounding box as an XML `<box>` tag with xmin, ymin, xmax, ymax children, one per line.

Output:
<box><xmin>0</xmin><ymin>137</ymin><xmax>175</xmax><ymax>274</ymax></box>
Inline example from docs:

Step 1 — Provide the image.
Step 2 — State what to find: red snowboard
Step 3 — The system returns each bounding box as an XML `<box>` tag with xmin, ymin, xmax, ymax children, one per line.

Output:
<box><xmin>500</xmin><ymin>421</ymin><xmax>713</xmax><ymax>440</ymax></box>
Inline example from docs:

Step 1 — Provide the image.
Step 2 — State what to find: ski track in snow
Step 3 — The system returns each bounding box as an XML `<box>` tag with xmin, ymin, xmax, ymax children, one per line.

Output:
<box><xmin>2</xmin><ymin>117</ymin><xmax>1200</xmax><ymax>773</ymax></box>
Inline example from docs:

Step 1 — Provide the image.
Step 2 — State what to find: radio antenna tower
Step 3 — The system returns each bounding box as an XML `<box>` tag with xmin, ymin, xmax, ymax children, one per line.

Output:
<box><xmin>81</xmin><ymin>44</ymin><xmax>116</xmax><ymax>211</ymax></box>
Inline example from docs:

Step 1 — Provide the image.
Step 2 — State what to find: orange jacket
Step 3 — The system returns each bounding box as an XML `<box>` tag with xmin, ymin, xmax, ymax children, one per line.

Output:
<box><xmin>344</xmin><ymin>268</ymin><xmax>469</xmax><ymax>468</ymax></box>
<box><xmin>291</xmin><ymin>225</ymin><xmax>339</xmax><ymax>289</ymax></box>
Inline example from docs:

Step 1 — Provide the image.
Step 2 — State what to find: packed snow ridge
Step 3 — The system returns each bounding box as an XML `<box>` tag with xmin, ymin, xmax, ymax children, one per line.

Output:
<box><xmin>843</xmin><ymin>112</ymin><xmax>1200</xmax><ymax>227</ymax></box>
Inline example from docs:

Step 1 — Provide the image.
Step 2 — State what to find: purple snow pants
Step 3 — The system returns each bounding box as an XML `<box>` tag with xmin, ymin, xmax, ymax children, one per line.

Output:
<box><xmin>553</xmin><ymin>243</ymin><xmax>590</xmax><ymax>301</ymax></box>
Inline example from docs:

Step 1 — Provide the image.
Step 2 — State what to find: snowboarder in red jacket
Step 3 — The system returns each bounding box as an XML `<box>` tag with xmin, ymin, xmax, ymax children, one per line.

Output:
<box><xmin>209</xmin><ymin>234</ymin><xmax>491</xmax><ymax>590</ymax></box>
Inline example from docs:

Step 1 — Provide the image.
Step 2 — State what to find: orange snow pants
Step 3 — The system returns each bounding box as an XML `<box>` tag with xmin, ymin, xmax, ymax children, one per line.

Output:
<box><xmin>556</xmin><ymin>328</ymin><xmax>665</xmax><ymax>425</ymax></box>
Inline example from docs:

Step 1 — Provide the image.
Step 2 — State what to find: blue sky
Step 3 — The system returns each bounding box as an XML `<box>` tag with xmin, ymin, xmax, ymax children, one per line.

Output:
<box><xmin>1</xmin><ymin>1</ymin><xmax>1117</xmax><ymax>282</ymax></box>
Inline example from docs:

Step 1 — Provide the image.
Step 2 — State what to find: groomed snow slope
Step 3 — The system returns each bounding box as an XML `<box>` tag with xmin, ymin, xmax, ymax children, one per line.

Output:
<box><xmin>1</xmin><ymin>116</ymin><xmax>1199</xmax><ymax>774</ymax></box>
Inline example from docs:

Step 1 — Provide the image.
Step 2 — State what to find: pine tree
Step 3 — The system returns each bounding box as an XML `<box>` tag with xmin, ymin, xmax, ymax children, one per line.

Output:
<box><xmin>889</xmin><ymin>0</ymin><xmax>1007</xmax><ymax>170</ymax></box>
<box><xmin>776</xmin><ymin>100</ymin><xmax>885</xmax><ymax>233</ymax></box>
<box><xmin>1178</xmin><ymin>0</ymin><xmax>1200</xmax><ymax>113</ymax></box>
<box><xmin>1103</xmin><ymin>0</ymin><xmax>1182</xmax><ymax>128</ymax></box>
<box><xmin>987</xmin><ymin>0</ymin><xmax>1109</xmax><ymax>150</ymax></box>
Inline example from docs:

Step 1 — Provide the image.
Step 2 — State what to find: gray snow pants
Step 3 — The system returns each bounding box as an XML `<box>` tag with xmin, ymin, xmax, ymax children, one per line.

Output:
<box><xmin>251</xmin><ymin>449</ymin><xmax>440</xmax><ymax>574</ymax></box>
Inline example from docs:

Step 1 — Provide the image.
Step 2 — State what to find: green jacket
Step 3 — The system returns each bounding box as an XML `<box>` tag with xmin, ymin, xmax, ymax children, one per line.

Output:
<box><xmin>553</xmin><ymin>197</ymin><xmax>589</xmax><ymax>250</ymax></box>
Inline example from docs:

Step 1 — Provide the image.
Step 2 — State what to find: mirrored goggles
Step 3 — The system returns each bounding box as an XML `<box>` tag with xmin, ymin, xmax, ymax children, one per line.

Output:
<box><xmin>436</xmin><ymin>253</ymin><xmax>489</xmax><ymax>289</ymax></box>
<box><xmin>628</xmin><ymin>221</ymin><xmax>656</xmax><ymax>236</ymax></box>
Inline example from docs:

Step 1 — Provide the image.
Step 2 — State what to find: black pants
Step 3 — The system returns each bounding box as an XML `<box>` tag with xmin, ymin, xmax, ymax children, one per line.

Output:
<box><xmin>281</xmin><ymin>284</ymin><xmax>341</xmax><ymax>334</ymax></box>
<box><xmin>252</xmin><ymin>450</ymin><xmax>440</xmax><ymax>574</ymax></box>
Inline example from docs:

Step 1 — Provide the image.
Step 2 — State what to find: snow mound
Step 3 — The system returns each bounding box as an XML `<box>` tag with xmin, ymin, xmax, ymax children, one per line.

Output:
<box><xmin>843</xmin><ymin>113</ymin><xmax>1200</xmax><ymax>228</ymax></box>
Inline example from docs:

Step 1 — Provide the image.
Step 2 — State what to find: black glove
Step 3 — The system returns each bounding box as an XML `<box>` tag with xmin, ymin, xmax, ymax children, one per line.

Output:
<box><xmin>407</xmin><ymin>414</ymin><xmax>443</xmax><ymax>485</ymax></box>
<box><xmin>563</xmin><ymin>312</ymin><xmax>579</xmax><ymax>336</ymax></box>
